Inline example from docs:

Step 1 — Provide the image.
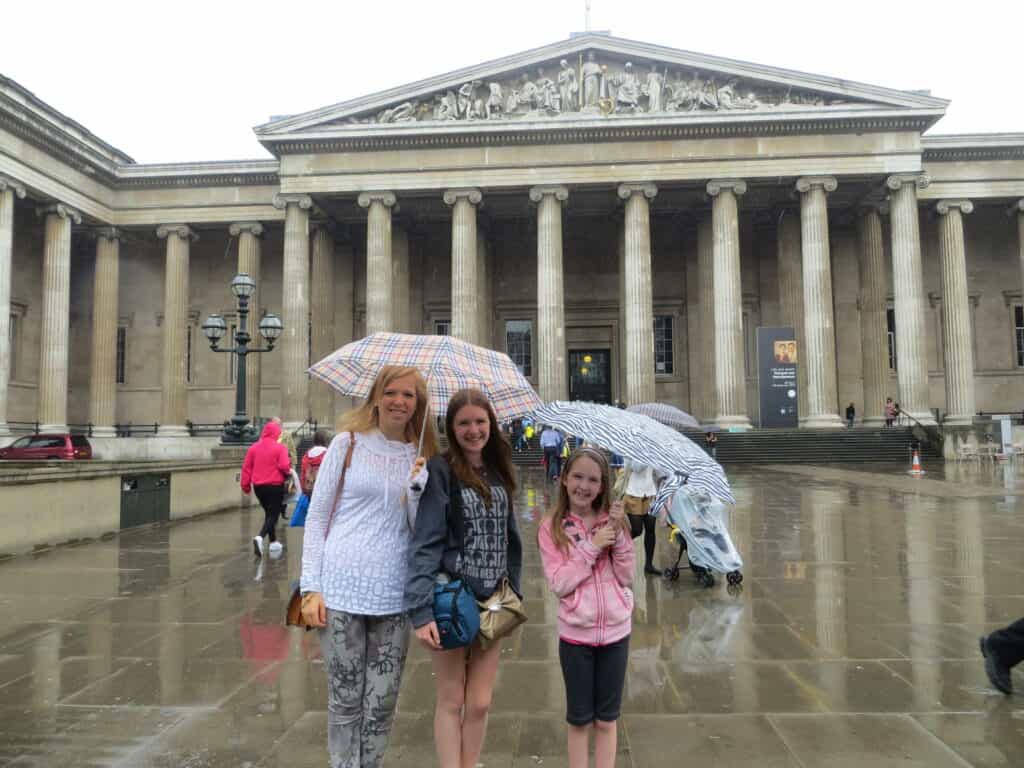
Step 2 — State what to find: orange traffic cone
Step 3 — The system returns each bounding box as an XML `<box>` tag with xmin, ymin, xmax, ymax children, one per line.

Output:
<box><xmin>908</xmin><ymin>449</ymin><xmax>925</xmax><ymax>476</ymax></box>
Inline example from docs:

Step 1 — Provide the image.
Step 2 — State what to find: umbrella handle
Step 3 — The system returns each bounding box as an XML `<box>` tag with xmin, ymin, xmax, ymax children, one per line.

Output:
<box><xmin>615</xmin><ymin>465</ymin><xmax>633</xmax><ymax>502</ymax></box>
<box><xmin>411</xmin><ymin>372</ymin><xmax>430</xmax><ymax>492</ymax></box>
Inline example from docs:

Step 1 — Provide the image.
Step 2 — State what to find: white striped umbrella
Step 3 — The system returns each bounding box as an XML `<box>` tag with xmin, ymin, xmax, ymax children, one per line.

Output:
<box><xmin>535</xmin><ymin>400</ymin><xmax>733</xmax><ymax>504</ymax></box>
<box><xmin>627</xmin><ymin>402</ymin><xmax>700</xmax><ymax>430</ymax></box>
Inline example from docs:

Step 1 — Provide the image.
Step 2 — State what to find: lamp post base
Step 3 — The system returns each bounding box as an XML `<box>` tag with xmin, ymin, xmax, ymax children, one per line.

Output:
<box><xmin>220</xmin><ymin>416</ymin><xmax>258</xmax><ymax>445</ymax></box>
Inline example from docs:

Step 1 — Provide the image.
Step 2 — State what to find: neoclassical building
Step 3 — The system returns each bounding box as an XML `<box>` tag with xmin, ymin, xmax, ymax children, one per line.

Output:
<box><xmin>1</xmin><ymin>33</ymin><xmax>1022</xmax><ymax>445</ymax></box>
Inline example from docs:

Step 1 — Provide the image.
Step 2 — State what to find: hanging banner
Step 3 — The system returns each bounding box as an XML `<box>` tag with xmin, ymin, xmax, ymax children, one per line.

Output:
<box><xmin>757</xmin><ymin>327</ymin><xmax>798</xmax><ymax>428</ymax></box>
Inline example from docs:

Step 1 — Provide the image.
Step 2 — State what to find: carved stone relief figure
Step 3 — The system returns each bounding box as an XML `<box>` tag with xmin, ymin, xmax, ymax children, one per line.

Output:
<box><xmin>486</xmin><ymin>82</ymin><xmax>504</xmax><ymax>119</ymax></box>
<box><xmin>457</xmin><ymin>81</ymin><xmax>484</xmax><ymax>119</ymax></box>
<box><xmin>581</xmin><ymin>51</ymin><xmax>602</xmax><ymax>109</ymax></box>
<box><xmin>558</xmin><ymin>59</ymin><xmax>579</xmax><ymax>112</ymax></box>
<box><xmin>536</xmin><ymin>68</ymin><xmax>560</xmax><ymax>114</ymax></box>
<box><xmin>717</xmin><ymin>79</ymin><xmax>759</xmax><ymax>110</ymax></box>
<box><xmin>377</xmin><ymin>100</ymin><xmax>419</xmax><ymax>123</ymax></box>
<box><xmin>614</xmin><ymin>62</ymin><xmax>641</xmax><ymax>113</ymax></box>
<box><xmin>518</xmin><ymin>74</ymin><xmax>539</xmax><ymax>111</ymax></box>
<box><xmin>434</xmin><ymin>90</ymin><xmax>458</xmax><ymax>120</ymax></box>
<box><xmin>644</xmin><ymin>67</ymin><xmax>665</xmax><ymax>112</ymax></box>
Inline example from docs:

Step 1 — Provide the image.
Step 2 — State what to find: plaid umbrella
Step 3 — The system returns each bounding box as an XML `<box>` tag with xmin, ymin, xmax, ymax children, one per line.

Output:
<box><xmin>627</xmin><ymin>402</ymin><xmax>700</xmax><ymax>430</ymax></box>
<box><xmin>534</xmin><ymin>400</ymin><xmax>734</xmax><ymax>504</ymax></box>
<box><xmin>308</xmin><ymin>332</ymin><xmax>542</xmax><ymax>422</ymax></box>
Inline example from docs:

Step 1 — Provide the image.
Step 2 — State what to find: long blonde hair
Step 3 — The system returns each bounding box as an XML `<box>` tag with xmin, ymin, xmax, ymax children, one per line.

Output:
<box><xmin>338</xmin><ymin>365</ymin><xmax>439</xmax><ymax>458</ymax></box>
<box><xmin>545</xmin><ymin>446</ymin><xmax>628</xmax><ymax>553</ymax></box>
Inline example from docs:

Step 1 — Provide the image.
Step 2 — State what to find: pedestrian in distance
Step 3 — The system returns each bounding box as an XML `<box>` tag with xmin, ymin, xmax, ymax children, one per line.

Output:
<box><xmin>884</xmin><ymin>397</ymin><xmax>896</xmax><ymax>428</ymax></box>
<box><xmin>240</xmin><ymin>420</ymin><xmax>292</xmax><ymax>558</ymax></box>
<box><xmin>539</xmin><ymin>447</ymin><xmax>634</xmax><ymax>768</ymax></box>
<box><xmin>705</xmin><ymin>430</ymin><xmax>718</xmax><ymax>459</ymax></box>
<box><xmin>404</xmin><ymin>388</ymin><xmax>523</xmax><ymax>768</ymax></box>
<box><xmin>845</xmin><ymin>402</ymin><xmax>856</xmax><ymax>428</ymax></box>
<box><xmin>980</xmin><ymin>619</ymin><xmax>1024</xmax><ymax>694</ymax></box>
<box><xmin>622</xmin><ymin>459</ymin><xmax>662</xmax><ymax>575</ymax></box>
<box><xmin>541</xmin><ymin>425</ymin><xmax>565</xmax><ymax>482</ymax></box>
<box><xmin>290</xmin><ymin>430</ymin><xmax>330</xmax><ymax>528</ymax></box>
<box><xmin>300</xmin><ymin>365</ymin><xmax>438</xmax><ymax>768</ymax></box>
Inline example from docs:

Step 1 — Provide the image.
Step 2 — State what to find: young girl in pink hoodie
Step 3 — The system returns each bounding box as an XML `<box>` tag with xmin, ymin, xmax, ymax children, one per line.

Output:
<box><xmin>538</xmin><ymin>446</ymin><xmax>634</xmax><ymax>768</ymax></box>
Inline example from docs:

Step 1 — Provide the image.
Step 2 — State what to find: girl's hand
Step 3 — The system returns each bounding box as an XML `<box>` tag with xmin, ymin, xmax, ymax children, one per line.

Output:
<box><xmin>608</xmin><ymin>500</ymin><xmax>625</xmax><ymax>523</ymax></box>
<box><xmin>414</xmin><ymin>620</ymin><xmax>442</xmax><ymax>650</ymax></box>
<box><xmin>301</xmin><ymin>592</ymin><xmax>327</xmax><ymax>628</ymax></box>
<box><xmin>409</xmin><ymin>458</ymin><xmax>428</xmax><ymax>495</ymax></box>
<box><xmin>592</xmin><ymin>524</ymin><xmax>616</xmax><ymax>549</ymax></box>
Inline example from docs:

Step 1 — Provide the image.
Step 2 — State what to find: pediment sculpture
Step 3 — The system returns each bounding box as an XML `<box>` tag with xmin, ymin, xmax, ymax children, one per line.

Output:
<box><xmin>343</xmin><ymin>51</ymin><xmax>851</xmax><ymax>127</ymax></box>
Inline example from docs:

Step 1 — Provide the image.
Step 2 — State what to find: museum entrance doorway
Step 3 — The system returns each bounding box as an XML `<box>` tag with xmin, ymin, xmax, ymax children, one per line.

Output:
<box><xmin>568</xmin><ymin>349</ymin><xmax>612</xmax><ymax>404</ymax></box>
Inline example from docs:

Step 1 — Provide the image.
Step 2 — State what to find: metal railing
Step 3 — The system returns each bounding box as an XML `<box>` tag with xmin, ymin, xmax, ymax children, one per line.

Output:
<box><xmin>7</xmin><ymin>421</ymin><xmax>40</xmax><ymax>434</ymax></box>
<box><xmin>114</xmin><ymin>423</ymin><xmax>160</xmax><ymax>437</ymax></box>
<box><xmin>901</xmin><ymin>411</ymin><xmax>944</xmax><ymax>456</ymax></box>
<box><xmin>185</xmin><ymin>420</ymin><xmax>227</xmax><ymax>436</ymax></box>
<box><xmin>67</xmin><ymin>423</ymin><xmax>94</xmax><ymax>437</ymax></box>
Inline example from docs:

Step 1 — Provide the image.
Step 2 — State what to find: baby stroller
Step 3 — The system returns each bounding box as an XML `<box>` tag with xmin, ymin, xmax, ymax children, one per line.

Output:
<box><xmin>661</xmin><ymin>482</ymin><xmax>743</xmax><ymax>588</ymax></box>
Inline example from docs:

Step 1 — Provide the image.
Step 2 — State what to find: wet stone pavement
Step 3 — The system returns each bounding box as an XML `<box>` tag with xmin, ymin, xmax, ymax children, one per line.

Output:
<box><xmin>3</xmin><ymin>463</ymin><xmax>1024</xmax><ymax>766</ymax></box>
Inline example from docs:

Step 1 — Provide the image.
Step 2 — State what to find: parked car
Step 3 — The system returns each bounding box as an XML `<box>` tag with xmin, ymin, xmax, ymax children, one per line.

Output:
<box><xmin>0</xmin><ymin>434</ymin><xmax>92</xmax><ymax>460</ymax></box>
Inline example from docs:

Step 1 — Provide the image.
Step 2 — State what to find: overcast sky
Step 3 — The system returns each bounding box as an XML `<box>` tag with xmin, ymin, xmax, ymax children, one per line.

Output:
<box><xmin>3</xmin><ymin>0</ymin><xmax>1021</xmax><ymax>164</ymax></box>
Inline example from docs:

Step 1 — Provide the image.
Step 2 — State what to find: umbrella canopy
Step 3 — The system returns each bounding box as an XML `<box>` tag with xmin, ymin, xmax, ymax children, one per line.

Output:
<box><xmin>308</xmin><ymin>332</ymin><xmax>542</xmax><ymax>421</ymax></box>
<box><xmin>534</xmin><ymin>400</ymin><xmax>733</xmax><ymax>504</ymax></box>
<box><xmin>627</xmin><ymin>402</ymin><xmax>700</xmax><ymax>430</ymax></box>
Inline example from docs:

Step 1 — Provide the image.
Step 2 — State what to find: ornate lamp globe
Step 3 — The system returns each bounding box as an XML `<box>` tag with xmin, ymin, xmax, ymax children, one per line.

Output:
<box><xmin>259</xmin><ymin>312</ymin><xmax>283</xmax><ymax>342</ymax></box>
<box><xmin>230</xmin><ymin>272</ymin><xmax>256</xmax><ymax>298</ymax></box>
<box><xmin>201</xmin><ymin>313</ymin><xmax>227</xmax><ymax>342</ymax></box>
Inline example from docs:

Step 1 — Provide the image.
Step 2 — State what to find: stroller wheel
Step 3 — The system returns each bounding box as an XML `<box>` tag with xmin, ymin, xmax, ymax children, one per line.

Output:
<box><xmin>727</xmin><ymin>571</ymin><xmax>743</xmax><ymax>585</ymax></box>
<box><xmin>699</xmin><ymin>571</ymin><xmax>715</xmax><ymax>588</ymax></box>
<box><xmin>726</xmin><ymin>583</ymin><xmax>744</xmax><ymax>597</ymax></box>
<box><xmin>664</xmin><ymin>567</ymin><xmax>679</xmax><ymax>581</ymax></box>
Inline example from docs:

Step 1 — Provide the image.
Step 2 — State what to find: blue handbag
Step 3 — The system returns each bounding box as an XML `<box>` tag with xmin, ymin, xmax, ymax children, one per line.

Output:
<box><xmin>432</xmin><ymin>577</ymin><xmax>480</xmax><ymax>649</ymax></box>
<box><xmin>289</xmin><ymin>493</ymin><xmax>310</xmax><ymax>527</ymax></box>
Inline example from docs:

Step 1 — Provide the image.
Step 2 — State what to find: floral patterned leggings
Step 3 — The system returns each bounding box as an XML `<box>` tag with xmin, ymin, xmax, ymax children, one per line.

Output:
<box><xmin>319</xmin><ymin>609</ymin><xmax>410</xmax><ymax>768</ymax></box>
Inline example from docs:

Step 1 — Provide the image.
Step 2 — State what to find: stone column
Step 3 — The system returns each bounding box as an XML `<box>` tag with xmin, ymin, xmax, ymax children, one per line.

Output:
<box><xmin>1015</xmin><ymin>200</ymin><xmax>1024</xmax><ymax>325</ymax></box>
<box><xmin>0</xmin><ymin>175</ymin><xmax>26</xmax><ymax>436</ymax></box>
<box><xmin>156</xmin><ymin>224</ymin><xmax>195</xmax><ymax>436</ymax></box>
<box><xmin>358</xmin><ymin>192</ymin><xmax>397</xmax><ymax>334</ymax></box>
<box><xmin>392</xmin><ymin>224</ymin><xmax>410</xmax><ymax>334</ymax></box>
<box><xmin>707</xmin><ymin>180</ymin><xmax>751</xmax><ymax>429</ymax></box>
<box><xmin>273</xmin><ymin>194</ymin><xmax>313</xmax><ymax>427</ymax></box>
<box><xmin>311</xmin><ymin>222</ymin><xmax>336</xmax><ymax>427</ymax></box>
<box><xmin>857</xmin><ymin>206</ymin><xmax>889</xmax><ymax>426</ymax></box>
<box><xmin>477</xmin><ymin>228</ymin><xmax>493</xmax><ymax>347</ymax></box>
<box><xmin>230</xmin><ymin>222</ymin><xmax>264</xmax><ymax>420</ymax></box>
<box><xmin>37</xmin><ymin>204</ymin><xmax>82</xmax><ymax>432</ymax></box>
<box><xmin>616</xmin><ymin>215</ymin><xmax>628</xmax><ymax>400</ymax></box>
<box><xmin>89</xmin><ymin>227</ymin><xmax>123</xmax><ymax>437</ymax></box>
<box><xmin>618</xmin><ymin>183</ymin><xmax>658</xmax><ymax>406</ymax></box>
<box><xmin>776</xmin><ymin>209</ymin><xmax>808</xmax><ymax>421</ymax></box>
<box><xmin>796</xmin><ymin>176</ymin><xmax>843</xmax><ymax>428</ymax></box>
<box><xmin>886</xmin><ymin>174</ymin><xmax>936</xmax><ymax>425</ymax></box>
<box><xmin>531</xmin><ymin>185</ymin><xmax>569</xmax><ymax>402</ymax></box>
<box><xmin>936</xmin><ymin>199</ymin><xmax>976</xmax><ymax>425</ymax></box>
<box><xmin>696</xmin><ymin>213</ymin><xmax>716</xmax><ymax>423</ymax></box>
<box><xmin>444</xmin><ymin>188</ymin><xmax>482</xmax><ymax>344</ymax></box>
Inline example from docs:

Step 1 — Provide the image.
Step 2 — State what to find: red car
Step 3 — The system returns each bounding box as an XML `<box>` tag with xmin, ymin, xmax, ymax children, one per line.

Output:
<box><xmin>0</xmin><ymin>434</ymin><xmax>93</xmax><ymax>460</ymax></box>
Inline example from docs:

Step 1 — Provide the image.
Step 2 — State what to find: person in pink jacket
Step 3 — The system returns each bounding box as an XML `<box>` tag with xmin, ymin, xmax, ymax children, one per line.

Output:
<box><xmin>538</xmin><ymin>446</ymin><xmax>634</xmax><ymax>768</ymax></box>
<box><xmin>240</xmin><ymin>420</ymin><xmax>292</xmax><ymax>558</ymax></box>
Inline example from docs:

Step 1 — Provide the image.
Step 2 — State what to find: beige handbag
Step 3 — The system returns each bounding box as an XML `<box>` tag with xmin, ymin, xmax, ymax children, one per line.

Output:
<box><xmin>476</xmin><ymin>578</ymin><xmax>527</xmax><ymax>650</ymax></box>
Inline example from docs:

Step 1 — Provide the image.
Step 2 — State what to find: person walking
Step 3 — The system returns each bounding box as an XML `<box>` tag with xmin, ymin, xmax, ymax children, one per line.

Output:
<box><xmin>623</xmin><ymin>459</ymin><xmax>661</xmax><ymax>575</ymax></box>
<box><xmin>404</xmin><ymin>388</ymin><xmax>522</xmax><ymax>768</ymax></box>
<box><xmin>300</xmin><ymin>365</ymin><xmax>438</xmax><ymax>768</ymax></box>
<box><xmin>540</xmin><ymin>425</ymin><xmax>565</xmax><ymax>482</ymax></box>
<box><xmin>845</xmin><ymin>402</ymin><xmax>856</xmax><ymax>428</ymax></box>
<box><xmin>980</xmin><ymin>620</ymin><xmax>1024</xmax><ymax>694</ymax></box>
<box><xmin>884</xmin><ymin>397</ymin><xmax>896</xmax><ymax>428</ymax></box>
<box><xmin>290</xmin><ymin>430</ymin><xmax>329</xmax><ymax>528</ymax></box>
<box><xmin>704</xmin><ymin>430</ymin><xmax>718</xmax><ymax>459</ymax></box>
<box><xmin>241</xmin><ymin>420</ymin><xmax>293</xmax><ymax>558</ymax></box>
<box><xmin>539</xmin><ymin>447</ymin><xmax>633</xmax><ymax>768</ymax></box>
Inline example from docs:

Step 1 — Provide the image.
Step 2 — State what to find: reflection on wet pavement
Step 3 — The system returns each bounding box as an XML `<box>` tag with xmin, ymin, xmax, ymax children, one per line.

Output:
<box><xmin>2</xmin><ymin>464</ymin><xmax>1024</xmax><ymax>766</ymax></box>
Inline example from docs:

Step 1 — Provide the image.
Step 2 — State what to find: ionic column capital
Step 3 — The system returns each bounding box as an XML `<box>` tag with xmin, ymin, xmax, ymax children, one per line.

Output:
<box><xmin>935</xmin><ymin>199</ymin><xmax>974</xmax><ymax>216</ymax></box>
<box><xmin>857</xmin><ymin>200</ymin><xmax>889</xmax><ymax>217</ymax></box>
<box><xmin>443</xmin><ymin>188</ymin><xmax>482</xmax><ymax>206</ymax></box>
<box><xmin>795</xmin><ymin>176</ymin><xmax>838</xmax><ymax>194</ymax></box>
<box><xmin>885</xmin><ymin>173</ymin><xmax>930</xmax><ymax>192</ymax></box>
<box><xmin>0</xmin><ymin>175</ymin><xmax>26</xmax><ymax>198</ymax></box>
<box><xmin>36</xmin><ymin>203</ymin><xmax>82</xmax><ymax>225</ymax></box>
<box><xmin>310</xmin><ymin>218</ymin><xmax>337</xmax><ymax>236</ymax></box>
<box><xmin>229</xmin><ymin>221</ymin><xmax>264</xmax><ymax>237</ymax></box>
<box><xmin>529</xmin><ymin>185</ymin><xmax>569</xmax><ymax>204</ymax></box>
<box><xmin>356</xmin><ymin>191</ymin><xmax>397</xmax><ymax>209</ymax></box>
<box><xmin>706</xmin><ymin>179</ymin><xmax>746</xmax><ymax>197</ymax></box>
<box><xmin>156</xmin><ymin>224</ymin><xmax>197</xmax><ymax>241</ymax></box>
<box><xmin>273</xmin><ymin>193</ymin><xmax>314</xmax><ymax>210</ymax></box>
<box><xmin>617</xmin><ymin>182</ymin><xmax>658</xmax><ymax>201</ymax></box>
<box><xmin>94</xmin><ymin>226</ymin><xmax>126</xmax><ymax>243</ymax></box>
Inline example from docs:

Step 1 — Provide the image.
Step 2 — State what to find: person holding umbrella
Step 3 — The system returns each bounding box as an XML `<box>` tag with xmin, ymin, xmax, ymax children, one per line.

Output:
<box><xmin>404</xmin><ymin>388</ymin><xmax>523</xmax><ymax>768</ymax></box>
<box><xmin>300</xmin><ymin>365</ymin><xmax>438</xmax><ymax>768</ymax></box>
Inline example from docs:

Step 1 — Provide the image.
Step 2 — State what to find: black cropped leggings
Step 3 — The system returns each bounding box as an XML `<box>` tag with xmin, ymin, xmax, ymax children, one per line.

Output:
<box><xmin>253</xmin><ymin>483</ymin><xmax>285</xmax><ymax>542</ymax></box>
<box><xmin>628</xmin><ymin>513</ymin><xmax>656</xmax><ymax>568</ymax></box>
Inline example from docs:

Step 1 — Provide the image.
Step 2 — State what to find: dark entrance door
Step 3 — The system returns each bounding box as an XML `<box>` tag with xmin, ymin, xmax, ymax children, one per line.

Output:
<box><xmin>568</xmin><ymin>350</ymin><xmax>612</xmax><ymax>404</ymax></box>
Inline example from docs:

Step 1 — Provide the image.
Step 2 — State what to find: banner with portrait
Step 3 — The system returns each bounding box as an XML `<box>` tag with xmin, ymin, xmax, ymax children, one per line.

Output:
<box><xmin>757</xmin><ymin>327</ymin><xmax>798</xmax><ymax>428</ymax></box>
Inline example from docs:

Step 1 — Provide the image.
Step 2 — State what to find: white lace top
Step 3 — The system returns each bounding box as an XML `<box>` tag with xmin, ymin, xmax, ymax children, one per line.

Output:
<box><xmin>300</xmin><ymin>430</ymin><xmax>419</xmax><ymax>615</ymax></box>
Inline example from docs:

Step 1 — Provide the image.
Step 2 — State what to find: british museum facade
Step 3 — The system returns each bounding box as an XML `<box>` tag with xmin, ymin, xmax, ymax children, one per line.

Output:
<box><xmin>1</xmin><ymin>33</ymin><xmax>1022</xmax><ymax>444</ymax></box>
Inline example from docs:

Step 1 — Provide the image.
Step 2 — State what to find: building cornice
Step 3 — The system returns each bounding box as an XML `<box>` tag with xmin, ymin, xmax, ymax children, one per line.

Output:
<box><xmin>114</xmin><ymin>160</ymin><xmax>280</xmax><ymax>188</ymax></box>
<box><xmin>922</xmin><ymin>133</ymin><xmax>1024</xmax><ymax>162</ymax></box>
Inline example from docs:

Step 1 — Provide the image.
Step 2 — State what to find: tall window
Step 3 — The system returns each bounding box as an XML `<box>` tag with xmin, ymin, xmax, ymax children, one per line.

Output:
<box><xmin>887</xmin><ymin>308</ymin><xmax>897</xmax><ymax>370</ymax></box>
<box><xmin>433</xmin><ymin>319</ymin><xmax>450</xmax><ymax>336</ymax></box>
<box><xmin>115</xmin><ymin>327</ymin><xmax>127</xmax><ymax>385</ymax></box>
<box><xmin>654</xmin><ymin>315</ymin><xmax>674</xmax><ymax>375</ymax></box>
<box><xmin>186</xmin><ymin>325</ymin><xmax>193</xmax><ymax>384</ymax></box>
<box><xmin>8</xmin><ymin>314</ymin><xmax>17</xmax><ymax>381</ymax></box>
<box><xmin>505</xmin><ymin>320</ymin><xmax>532</xmax><ymax>377</ymax></box>
<box><xmin>1015</xmin><ymin>306</ymin><xmax>1024</xmax><ymax>368</ymax></box>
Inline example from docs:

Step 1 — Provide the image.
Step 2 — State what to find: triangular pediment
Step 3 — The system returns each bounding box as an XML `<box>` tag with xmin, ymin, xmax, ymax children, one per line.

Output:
<box><xmin>256</xmin><ymin>34</ymin><xmax>947</xmax><ymax>141</ymax></box>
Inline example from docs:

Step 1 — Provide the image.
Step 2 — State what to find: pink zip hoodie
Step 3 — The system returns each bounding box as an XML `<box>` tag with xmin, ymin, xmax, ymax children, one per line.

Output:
<box><xmin>538</xmin><ymin>511</ymin><xmax>635</xmax><ymax>646</ymax></box>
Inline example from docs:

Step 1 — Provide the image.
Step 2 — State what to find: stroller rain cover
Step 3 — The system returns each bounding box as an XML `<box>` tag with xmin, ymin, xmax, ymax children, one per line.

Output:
<box><xmin>667</xmin><ymin>484</ymin><xmax>743</xmax><ymax>575</ymax></box>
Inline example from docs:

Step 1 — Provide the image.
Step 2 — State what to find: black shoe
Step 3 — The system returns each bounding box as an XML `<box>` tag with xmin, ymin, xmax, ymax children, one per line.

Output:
<box><xmin>644</xmin><ymin>564</ymin><xmax>661</xmax><ymax>575</ymax></box>
<box><xmin>980</xmin><ymin>635</ymin><xmax>1013</xmax><ymax>694</ymax></box>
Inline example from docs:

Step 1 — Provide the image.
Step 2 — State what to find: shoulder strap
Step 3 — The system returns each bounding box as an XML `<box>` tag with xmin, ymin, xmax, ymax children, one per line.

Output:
<box><xmin>324</xmin><ymin>432</ymin><xmax>356</xmax><ymax>540</ymax></box>
<box><xmin>446</xmin><ymin>459</ymin><xmax>466</xmax><ymax>552</ymax></box>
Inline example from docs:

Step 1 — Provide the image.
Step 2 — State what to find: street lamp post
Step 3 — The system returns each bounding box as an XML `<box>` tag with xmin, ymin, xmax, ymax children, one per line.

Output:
<box><xmin>201</xmin><ymin>273</ymin><xmax>283</xmax><ymax>444</ymax></box>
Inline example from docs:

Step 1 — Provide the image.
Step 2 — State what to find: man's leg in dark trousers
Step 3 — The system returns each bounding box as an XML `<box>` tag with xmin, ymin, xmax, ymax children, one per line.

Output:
<box><xmin>988</xmin><ymin>618</ymin><xmax>1024</xmax><ymax>669</ymax></box>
